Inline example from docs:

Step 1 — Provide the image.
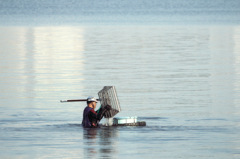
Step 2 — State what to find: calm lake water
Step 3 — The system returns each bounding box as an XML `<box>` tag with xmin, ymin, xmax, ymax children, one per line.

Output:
<box><xmin>1</xmin><ymin>0</ymin><xmax>240</xmax><ymax>158</ymax></box>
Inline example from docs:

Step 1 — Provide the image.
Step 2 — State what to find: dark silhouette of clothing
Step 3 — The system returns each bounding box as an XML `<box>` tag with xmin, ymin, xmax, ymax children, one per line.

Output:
<box><xmin>82</xmin><ymin>106</ymin><xmax>106</xmax><ymax>128</ymax></box>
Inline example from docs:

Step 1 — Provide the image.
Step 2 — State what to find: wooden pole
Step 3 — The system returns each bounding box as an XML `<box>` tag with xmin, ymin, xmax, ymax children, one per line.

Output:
<box><xmin>60</xmin><ymin>99</ymin><xmax>100</xmax><ymax>103</ymax></box>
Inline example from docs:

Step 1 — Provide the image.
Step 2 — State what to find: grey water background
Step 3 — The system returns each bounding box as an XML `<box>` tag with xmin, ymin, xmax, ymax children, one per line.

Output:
<box><xmin>1</xmin><ymin>0</ymin><xmax>240</xmax><ymax>158</ymax></box>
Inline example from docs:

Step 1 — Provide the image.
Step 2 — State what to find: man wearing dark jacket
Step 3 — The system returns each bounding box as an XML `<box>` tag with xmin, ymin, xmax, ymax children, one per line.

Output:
<box><xmin>82</xmin><ymin>96</ymin><xmax>111</xmax><ymax>128</ymax></box>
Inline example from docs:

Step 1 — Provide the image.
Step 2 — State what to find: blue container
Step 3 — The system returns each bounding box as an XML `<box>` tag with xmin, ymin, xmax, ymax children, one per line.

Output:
<box><xmin>113</xmin><ymin>117</ymin><xmax>138</xmax><ymax>124</ymax></box>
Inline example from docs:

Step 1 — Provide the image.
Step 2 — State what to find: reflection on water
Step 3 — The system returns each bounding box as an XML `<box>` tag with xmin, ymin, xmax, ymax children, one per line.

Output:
<box><xmin>233</xmin><ymin>27</ymin><xmax>240</xmax><ymax>109</ymax></box>
<box><xmin>209</xmin><ymin>26</ymin><xmax>240</xmax><ymax>117</ymax></box>
<box><xmin>83</xmin><ymin>127</ymin><xmax>118</xmax><ymax>159</ymax></box>
<box><xmin>84</xmin><ymin>128</ymin><xmax>98</xmax><ymax>158</ymax></box>
<box><xmin>0</xmin><ymin>26</ymin><xmax>86</xmax><ymax>107</ymax></box>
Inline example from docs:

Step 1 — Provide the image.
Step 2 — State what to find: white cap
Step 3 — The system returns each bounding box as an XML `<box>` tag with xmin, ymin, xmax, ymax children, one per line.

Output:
<box><xmin>87</xmin><ymin>96</ymin><xmax>98</xmax><ymax>103</ymax></box>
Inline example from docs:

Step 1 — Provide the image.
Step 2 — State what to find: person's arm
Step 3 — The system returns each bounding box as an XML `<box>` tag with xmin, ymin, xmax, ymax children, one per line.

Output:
<box><xmin>88</xmin><ymin>108</ymin><xmax>107</xmax><ymax>121</ymax></box>
<box><xmin>89</xmin><ymin>105</ymin><xmax>112</xmax><ymax>121</ymax></box>
<box><xmin>96</xmin><ymin>107</ymin><xmax>107</xmax><ymax>121</ymax></box>
<box><xmin>97</xmin><ymin>105</ymin><xmax>112</xmax><ymax>120</ymax></box>
<box><xmin>88</xmin><ymin>109</ymin><xmax>98</xmax><ymax>119</ymax></box>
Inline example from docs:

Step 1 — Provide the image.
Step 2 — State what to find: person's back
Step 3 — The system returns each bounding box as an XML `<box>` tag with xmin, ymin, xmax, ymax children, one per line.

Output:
<box><xmin>82</xmin><ymin>106</ymin><xmax>94</xmax><ymax>128</ymax></box>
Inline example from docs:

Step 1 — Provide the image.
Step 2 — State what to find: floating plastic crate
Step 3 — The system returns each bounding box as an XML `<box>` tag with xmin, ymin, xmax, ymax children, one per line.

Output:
<box><xmin>112</xmin><ymin>117</ymin><xmax>146</xmax><ymax>126</ymax></box>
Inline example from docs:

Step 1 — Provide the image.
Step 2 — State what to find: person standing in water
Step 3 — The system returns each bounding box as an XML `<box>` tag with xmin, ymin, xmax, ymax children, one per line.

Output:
<box><xmin>82</xmin><ymin>96</ymin><xmax>111</xmax><ymax>128</ymax></box>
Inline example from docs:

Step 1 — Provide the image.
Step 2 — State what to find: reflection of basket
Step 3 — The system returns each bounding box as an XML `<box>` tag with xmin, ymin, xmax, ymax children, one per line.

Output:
<box><xmin>98</xmin><ymin>86</ymin><xmax>121</xmax><ymax>118</ymax></box>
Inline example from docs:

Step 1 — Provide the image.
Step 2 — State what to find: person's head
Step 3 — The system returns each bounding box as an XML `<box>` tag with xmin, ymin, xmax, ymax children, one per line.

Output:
<box><xmin>87</xmin><ymin>96</ymin><xmax>98</xmax><ymax>109</ymax></box>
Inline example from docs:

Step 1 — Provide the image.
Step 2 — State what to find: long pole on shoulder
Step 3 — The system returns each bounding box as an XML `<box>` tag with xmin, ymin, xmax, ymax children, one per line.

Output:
<box><xmin>60</xmin><ymin>99</ymin><xmax>100</xmax><ymax>103</ymax></box>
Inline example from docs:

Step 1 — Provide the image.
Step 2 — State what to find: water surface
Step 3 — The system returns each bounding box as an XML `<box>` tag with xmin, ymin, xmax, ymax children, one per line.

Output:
<box><xmin>1</xmin><ymin>0</ymin><xmax>240</xmax><ymax>158</ymax></box>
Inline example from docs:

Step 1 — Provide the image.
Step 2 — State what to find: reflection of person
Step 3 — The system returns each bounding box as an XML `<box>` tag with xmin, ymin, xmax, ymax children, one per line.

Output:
<box><xmin>83</xmin><ymin>127</ymin><xmax>117</xmax><ymax>158</ymax></box>
<box><xmin>82</xmin><ymin>96</ymin><xmax>111</xmax><ymax>128</ymax></box>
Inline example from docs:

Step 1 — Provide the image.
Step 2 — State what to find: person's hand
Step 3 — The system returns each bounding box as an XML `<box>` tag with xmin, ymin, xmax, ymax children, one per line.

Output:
<box><xmin>104</xmin><ymin>105</ymin><xmax>112</xmax><ymax>110</ymax></box>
